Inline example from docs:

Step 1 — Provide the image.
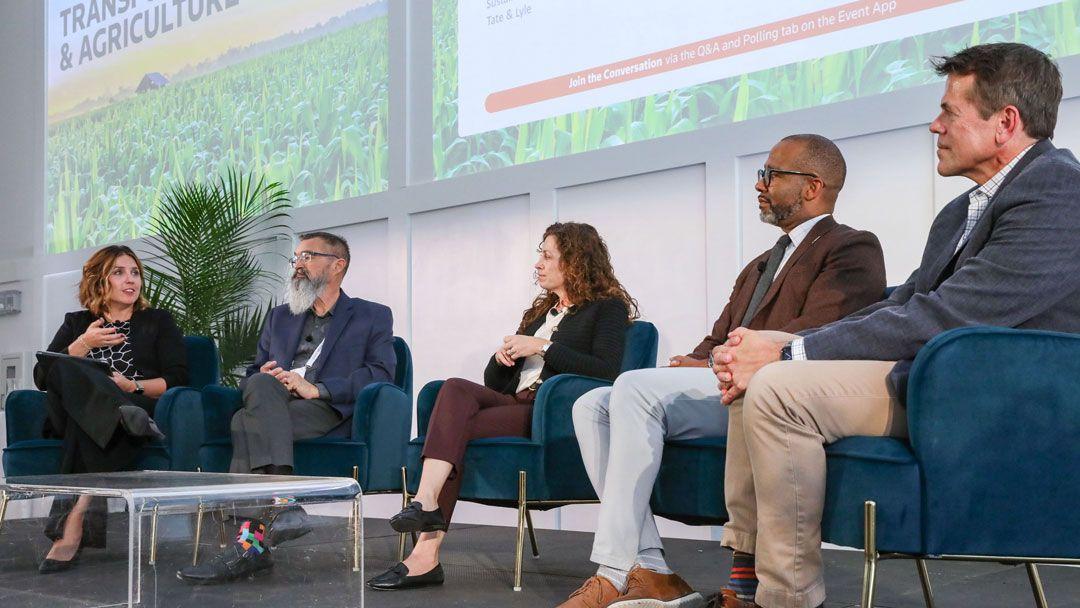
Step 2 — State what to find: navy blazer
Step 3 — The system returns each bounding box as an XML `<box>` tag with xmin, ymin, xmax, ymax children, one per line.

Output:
<box><xmin>246</xmin><ymin>289</ymin><xmax>396</xmax><ymax>419</ymax></box>
<box><xmin>799</xmin><ymin>139</ymin><xmax>1080</xmax><ymax>401</ymax></box>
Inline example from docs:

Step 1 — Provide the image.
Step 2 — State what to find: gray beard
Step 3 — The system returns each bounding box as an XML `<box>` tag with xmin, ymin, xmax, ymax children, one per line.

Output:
<box><xmin>760</xmin><ymin>200</ymin><xmax>803</xmax><ymax>226</ymax></box>
<box><xmin>285</xmin><ymin>273</ymin><xmax>328</xmax><ymax>315</ymax></box>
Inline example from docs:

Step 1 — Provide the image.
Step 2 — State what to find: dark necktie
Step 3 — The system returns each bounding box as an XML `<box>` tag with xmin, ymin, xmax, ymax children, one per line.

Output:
<box><xmin>740</xmin><ymin>234</ymin><xmax>792</xmax><ymax>327</ymax></box>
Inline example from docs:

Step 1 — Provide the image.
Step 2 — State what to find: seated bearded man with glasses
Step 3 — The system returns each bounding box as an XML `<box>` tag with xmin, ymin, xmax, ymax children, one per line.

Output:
<box><xmin>178</xmin><ymin>231</ymin><xmax>396</xmax><ymax>584</ymax></box>
<box><xmin>559</xmin><ymin>134</ymin><xmax>887</xmax><ymax>608</ymax></box>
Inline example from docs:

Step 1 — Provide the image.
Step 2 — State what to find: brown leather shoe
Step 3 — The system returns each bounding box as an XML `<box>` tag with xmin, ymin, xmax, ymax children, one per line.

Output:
<box><xmin>557</xmin><ymin>575</ymin><xmax>623</xmax><ymax>608</ymax></box>
<box><xmin>712</xmin><ymin>588</ymin><xmax>758</xmax><ymax>608</ymax></box>
<box><xmin>608</xmin><ymin>566</ymin><xmax>705</xmax><ymax>607</ymax></box>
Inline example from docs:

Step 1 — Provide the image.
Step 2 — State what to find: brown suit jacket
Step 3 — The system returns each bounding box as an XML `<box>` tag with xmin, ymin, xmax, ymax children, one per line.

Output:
<box><xmin>689</xmin><ymin>215</ymin><xmax>886</xmax><ymax>359</ymax></box>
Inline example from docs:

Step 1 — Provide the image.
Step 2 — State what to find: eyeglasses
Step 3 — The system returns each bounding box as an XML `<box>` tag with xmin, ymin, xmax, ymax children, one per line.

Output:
<box><xmin>289</xmin><ymin>251</ymin><xmax>341</xmax><ymax>266</ymax></box>
<box><xmin>757</xmin><ymin>167</ymin><xmax>820</xmax><ymax>188</ymax></box>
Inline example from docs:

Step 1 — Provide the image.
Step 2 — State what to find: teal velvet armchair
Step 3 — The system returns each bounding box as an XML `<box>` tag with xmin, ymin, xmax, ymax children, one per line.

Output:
<box><xmin>195</xmin><ymin>337</ymin><xmax>412</xmax><ymax>492</ymax></box>
<box><xmin>406</xmin><ymin>320</ymin><xmax>658</xmax><ymax>590</ymax></box>
<box><xmin>3</xmin><ymin>336</ymin><xmax>219</xmax><ymax>476</ymax></box>
<box><xmin>821</xmin><ymin>327</ymin><xmax>1080</xmax><ymax>607</ymax></box>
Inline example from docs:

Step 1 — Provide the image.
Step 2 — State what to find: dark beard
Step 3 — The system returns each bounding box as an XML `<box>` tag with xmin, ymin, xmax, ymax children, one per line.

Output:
<box><xmin>760</xmin><ymin>199</ymin><xmax>803</xmax><ymax>226</ymax></box>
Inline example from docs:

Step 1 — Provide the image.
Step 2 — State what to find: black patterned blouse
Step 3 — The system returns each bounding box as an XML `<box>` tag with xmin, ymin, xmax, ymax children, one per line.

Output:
<box><xmin>88</xmin><ymin>320</ymin><xmax>143</xmax><ymax>379</ymax></box>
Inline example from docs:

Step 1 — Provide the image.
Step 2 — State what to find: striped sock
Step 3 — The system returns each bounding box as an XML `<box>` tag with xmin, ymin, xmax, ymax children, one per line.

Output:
<box><xmin>728</xmin><ymin>551</ymin><xmax>758</xmax><ymax>601</ymax></box>
<box><xmin>597</xmin><ymin>565</ymin><xmax>629</xmax><ymax>590</ymax></box>
<box><xmin>635</xmin><ymin>548</ymin><xmax>673</xmax><ymax>575</ymax></box>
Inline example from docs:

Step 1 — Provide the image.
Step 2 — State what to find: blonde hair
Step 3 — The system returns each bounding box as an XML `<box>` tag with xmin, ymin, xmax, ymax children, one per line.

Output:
<box><xmin>79</xmin><ymin>245</ymin><xmax>150</xmax><ymax>317</ymax></box>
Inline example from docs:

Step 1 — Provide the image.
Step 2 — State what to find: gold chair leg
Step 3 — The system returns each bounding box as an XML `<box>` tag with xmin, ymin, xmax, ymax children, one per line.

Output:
<box><xmin>352</xmin><ymin>494</ymin><xmax>363</xmax><ymax>573</ymax></box>
<box><xmin>192</xmin><ymin>503</ymin><xmax>206</xmax><ymax>566</ymax></box>
<box><xmin>915</xmin><ymin>558</ymin><xmax>935</xmax><ymax>608</ymax></box>
<box><xmin>514</xmin><ymin>470</ymin><xmax>527</xmax><ymax>591</ymax></box>
<box><xmin>217</xmin><ymin>509</ymin><xmax>228</xmax><ymax>548</ymax></box>
<box><xmin>525</xmin><ymin>509</ymin><xmax>539</xmax><ymax>558</ymax></box>
<box><xmin>1026</xmin><ymin>563</ymin><xmax>1049</xmax><ymax>608</ymax></box>
<box><xmin>149</xmin><ymin>505</ymin><xmax>160</xmax><ymax>565</ymax></box>
<box><xmin>0</xmin><ymin>491</ymin><xmax>9</xmax><ymax>536</ymax></box>
<box><xmin>861</xmin><ymin>501</ymin><xmax>878</xmax><ymax>608</ymax></box>
<box><xmin>398</xmin><ymin>466</ymin><xmax>409</xmax><ymax>561</ymax></box>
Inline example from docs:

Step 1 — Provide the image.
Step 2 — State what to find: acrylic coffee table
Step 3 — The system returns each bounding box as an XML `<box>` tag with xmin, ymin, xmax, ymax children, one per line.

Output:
<box><xmin>0</xmin><ymin>470</ymin><xmax>363</xmax><ymax>607</ymax></box>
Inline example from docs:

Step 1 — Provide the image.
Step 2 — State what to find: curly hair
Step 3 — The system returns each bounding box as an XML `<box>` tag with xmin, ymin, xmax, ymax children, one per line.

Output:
<box><xmin>79</xmin><ymin>245</ymin><xmax>150</xmax><ymax>318</ymax></box>
<box><xmin>519</xmin><ymin>222</ymin><xmax>640</xmax><ymax>331</ymax></box>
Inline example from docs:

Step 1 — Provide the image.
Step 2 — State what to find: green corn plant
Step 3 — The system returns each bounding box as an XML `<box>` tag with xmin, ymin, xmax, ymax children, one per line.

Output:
<box><xmin>47</xmin><ymin>15</ymin><xmax>388</xmax><ymax>254</ymax></box>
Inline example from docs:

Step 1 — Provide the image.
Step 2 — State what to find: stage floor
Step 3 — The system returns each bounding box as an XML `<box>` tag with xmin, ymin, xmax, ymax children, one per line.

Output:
<box><xmin>1</xmin><ymin>514</ymin><xmax>1078</xmax><ymax>607</ymax></box>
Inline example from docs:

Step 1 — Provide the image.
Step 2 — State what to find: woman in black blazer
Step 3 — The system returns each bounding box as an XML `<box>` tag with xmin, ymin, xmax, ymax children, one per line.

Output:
<box><xmin>34</xmin><ymin>245</ymin><xmax>188</xmax><ymax>573</ymax></box>
<box><xmin>368</xmin><ymin>222</ymin><xmax>638</xmax><ymax>591</ymax></box>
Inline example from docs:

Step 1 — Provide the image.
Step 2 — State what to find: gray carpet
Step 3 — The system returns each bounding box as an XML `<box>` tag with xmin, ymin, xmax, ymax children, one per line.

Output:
<box><xmin>0</xmin><ymin>513</ymin><xmax>1078</xmax><ymax>607</ymax></box>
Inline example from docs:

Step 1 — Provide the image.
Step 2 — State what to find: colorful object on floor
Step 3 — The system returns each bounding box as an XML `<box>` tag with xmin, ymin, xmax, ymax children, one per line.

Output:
<box><xmin>271</xmin><ymin>496</ymin><xmax>297</xmax><ymax>506</ymax></box>
<box><xmin>236</xmin><ymin>520</ymin><xmax>267</xmax><ymax>557</ymax></box>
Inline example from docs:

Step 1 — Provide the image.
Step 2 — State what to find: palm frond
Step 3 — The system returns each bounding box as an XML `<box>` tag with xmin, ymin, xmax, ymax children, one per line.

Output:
<box><xmin>140</xmin><ymin>170</ymin><xmax>292</xmax><ymax>386</ymax></box>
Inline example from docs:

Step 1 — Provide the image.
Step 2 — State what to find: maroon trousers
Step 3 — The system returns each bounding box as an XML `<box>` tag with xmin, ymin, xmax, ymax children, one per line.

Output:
<box><xmin>421</xmin><ymin>378</ymin><xmax>535</xmax><ymax>521</ymax></box>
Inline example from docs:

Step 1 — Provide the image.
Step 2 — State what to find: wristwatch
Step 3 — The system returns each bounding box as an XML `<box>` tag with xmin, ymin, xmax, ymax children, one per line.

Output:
<box><xmin>539</xmin><ymin>341</ymin><xmax>553</xmax><ymax>358</ymax></box>
<box><xmin>779</xmin><ymin>343</ymin><xmax>794</xmax><ymax>361</ymax></box>
<box><xmin>133</xmin><ymin>380</ymin><xmax>145</xmax><ymax>395</ymax></box>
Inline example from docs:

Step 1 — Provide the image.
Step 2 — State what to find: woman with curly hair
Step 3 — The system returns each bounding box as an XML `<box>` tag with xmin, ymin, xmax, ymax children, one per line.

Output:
<box><xmin>368</xmin><ymin>222</ymin><xmax>638</xmax><ymax>591</ymax></box>
<box><xmin>34</xmin><ymin>245</ymin><xmax>187</xmax><ymax>573</ymax></box>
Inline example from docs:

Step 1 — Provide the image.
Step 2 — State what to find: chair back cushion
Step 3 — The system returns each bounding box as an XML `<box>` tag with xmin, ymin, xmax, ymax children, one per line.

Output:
<box><xmin>621</xmin><ymin>321</ymin><xmax>659</xmax><ymax>372</ymax></box>
<box><xmin>392</xmin><ymin>337</ymin><xmax>412</xmax><ymax>394</ymax></box>
<box><xmin>183</xmin><ymin>336</ymin><xmax>219</xmax><ymax>389</ymax></box>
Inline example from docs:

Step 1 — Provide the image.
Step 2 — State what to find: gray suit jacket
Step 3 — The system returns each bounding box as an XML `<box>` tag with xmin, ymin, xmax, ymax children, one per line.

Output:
<box><xmin>799</xmin><ymin>139</ymin><xmax>1080</xmax><ymax>401</ymax></box>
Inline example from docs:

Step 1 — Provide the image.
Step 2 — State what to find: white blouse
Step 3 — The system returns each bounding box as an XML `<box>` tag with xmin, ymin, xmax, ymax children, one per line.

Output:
<box><xmin>515</xmin><ymin>307</ymin><xmax>567</xmax><ymax>393</ymax></box>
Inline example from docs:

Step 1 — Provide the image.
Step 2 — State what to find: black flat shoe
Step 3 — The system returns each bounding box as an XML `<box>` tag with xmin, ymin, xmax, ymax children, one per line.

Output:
<box><xmin>39</xmin><ymin>547</ymin><xmax>82</xmax><ymax>574</ymax></box>
<box><xmin>176</xmin><ymin>520</ymin><xmax>273</xmax><ymax>585</ymax></box>
<box><xmin>389</xmin><ymin>501</ymin><xmax>448</xmax><ymax>533</ymax></box>
<box><xmin>367</xmin><ymin>562</ymin><xmax>444</xmax><ymax>590</ymax></box>
<box><xmin>267</xmin><ymin>505</ymin><xmax>312</xmax><ymax>547</ymax></box>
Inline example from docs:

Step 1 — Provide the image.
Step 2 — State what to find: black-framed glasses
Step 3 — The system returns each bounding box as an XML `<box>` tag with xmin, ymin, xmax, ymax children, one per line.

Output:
<box><xmin>289</xmin><ymin>251</ymin><xmax>341</xmax><ymax>266</ymax></box>
<box><xmin>757</xmin><ymin>167</ymin><xmax>820</xmax><ymax>188</ymax></box>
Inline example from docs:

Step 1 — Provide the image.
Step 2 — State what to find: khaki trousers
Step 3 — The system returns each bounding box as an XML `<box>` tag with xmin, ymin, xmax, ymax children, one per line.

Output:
<box><xmin>720</xmin><ymin>332</ymin><xmax>907</xmax><ymax>608</ymax></box>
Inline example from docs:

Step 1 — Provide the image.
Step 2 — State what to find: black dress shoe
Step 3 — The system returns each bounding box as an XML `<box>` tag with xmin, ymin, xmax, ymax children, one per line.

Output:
<box><xmin>389</xmin><ymin>501</ymin><xmax>448</xmax><ymax>533</ymax></box>
<box><xmin>367</xmin><ymin>562</ymin><xmax>444</xmax><ymax>590</ymax></box>
<box><xmin>38</xmin><ymin>547</ymin><xmax>82</xmax><ymax>574</ymax></box>
<box><xmin>176</xmin><ymin>520</ymin><xmax>273</xmax><ymax>585</ymax></box>
<box><xmin>267</xmin><ymin>505</ymin><xmax>312</xmax><ymax>547</ymax></box>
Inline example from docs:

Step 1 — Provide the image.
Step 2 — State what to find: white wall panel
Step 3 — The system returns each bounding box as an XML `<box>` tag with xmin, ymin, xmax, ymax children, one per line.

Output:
<box><xmin>41</xmin><ymin>271</ymin><xmax>81</xmax><ymax>346</ymax></box>
<box><xmin>738</xmin><ymin>128</ymin><xmax>938</xmax><ymax>286</ymax></box>
<box><xmin>330</xmin><ymin>219</ymin><xmax>391</xmax><ymax>307</ymax></box>
<box><xmin>556</xmin><ymin>165</ymin><xmax>708</xmax><ymax>363</ymax></box>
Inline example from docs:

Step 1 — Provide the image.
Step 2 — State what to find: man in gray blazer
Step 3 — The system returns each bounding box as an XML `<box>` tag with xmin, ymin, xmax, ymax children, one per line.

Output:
<box><xmin>710</xmin><ymin>43</ymin><xmax>1080</xmax><ymax>608</ymax></box>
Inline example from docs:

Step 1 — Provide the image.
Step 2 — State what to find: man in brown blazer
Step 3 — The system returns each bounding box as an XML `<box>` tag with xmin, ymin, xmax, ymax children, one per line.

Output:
<box><xmin>558</xmin><ymin>134</ymin><xmax>885</xmax><ymax>608</ymax></box>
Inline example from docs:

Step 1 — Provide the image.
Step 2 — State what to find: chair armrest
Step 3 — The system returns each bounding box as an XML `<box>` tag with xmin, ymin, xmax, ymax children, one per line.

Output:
<box><xmin>200</xmin><ymin>385</ymin><xmax>243</xmax><ymax>442</ymax></box>
<box><xmin>153</xmin><ymin>387</ymin><xmax>204</xmax><ymax>471</ymax></box>
<box><xmin>531</xmin><ymin>374</ymin><xmax>611</xmax><ymax>499</ymax></box>
<box><xmin>531</xmin><ymin>374</ymin><xmax>612</xmax><ymax>444</ymax></box>
<box><xmin>4</xmin><ymin>390</ymin><xmax>48</xmax><ymax>445</ymax></box>
<box><xmin>352</xmin><ymin>382</ymin><xmax>412</xmax><ymax>490</ymax></box>
<box><xmin>906</xmin><ymin>326</ymin><xmax>1080</xmax><ymax>556</ymax></box>
<box><xmin>414</xmin><ymin>380</ymin><xmax>445</xmax><ymax>438</ymax></box>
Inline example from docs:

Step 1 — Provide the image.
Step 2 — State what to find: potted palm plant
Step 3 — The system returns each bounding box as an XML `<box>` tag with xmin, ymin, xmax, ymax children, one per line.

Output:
<box><xmin>141</xmin><ymin>170</ymin><xmax>292</xmax><ymax>386</ymax></box>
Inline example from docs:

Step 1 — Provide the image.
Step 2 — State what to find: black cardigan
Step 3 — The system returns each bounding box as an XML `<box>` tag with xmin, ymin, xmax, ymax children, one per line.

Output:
<box><xmin>483</xmin><ymin>297</ymin><xmax>630</xmax><ymax>394</ymax></box>
<box><xmin>35</xmin><ymin>308</ymin><xmax>189</xmax><ymax>390</ymax></box>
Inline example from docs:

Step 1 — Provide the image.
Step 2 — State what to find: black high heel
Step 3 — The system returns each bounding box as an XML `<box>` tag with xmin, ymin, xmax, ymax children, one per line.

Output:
<box><xmin>39</xmin><ymin>545</ymin><xmax>83</xmax><ymax>574</ymax></box>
